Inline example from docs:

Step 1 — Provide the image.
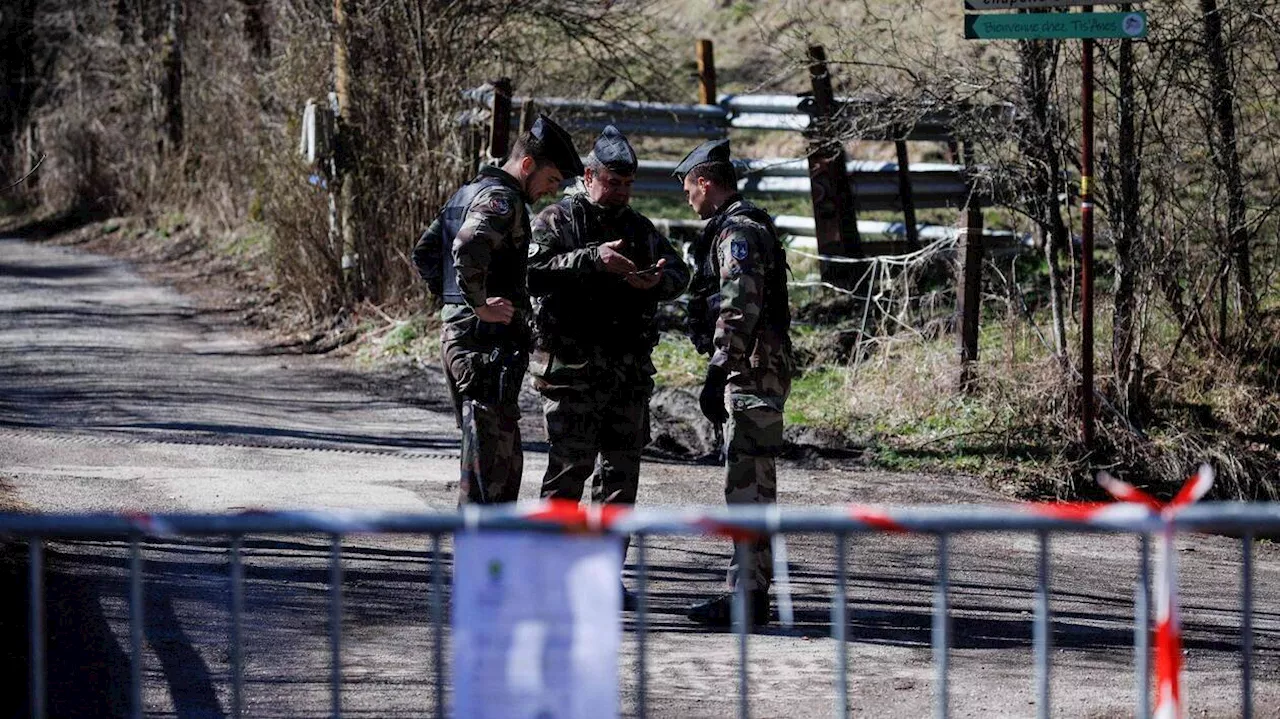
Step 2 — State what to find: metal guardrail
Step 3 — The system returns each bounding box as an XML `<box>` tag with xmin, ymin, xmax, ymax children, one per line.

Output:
<box><xmin>631</xmin><ymin>158</ymin><xmax>977</xmax><ymax>210</ymax></box>
<box><xmin>462</xmin><ymin>87</ymin><xmax>1014</xmax><ymax>142</ymax></box>
<box><xmin>651</xmin><ymin>215</ymin><xmax>1027</xmax><ymax>258</ymax></box>
<box><xmin>458</xmin><ymin>88</ymin><xmax>1005</xmax><ymax>217</ymax></box>
<box><xmin>11</xmin><ymin>501</ymin><xmax>1271</xmax><ymax>719</ymax></box>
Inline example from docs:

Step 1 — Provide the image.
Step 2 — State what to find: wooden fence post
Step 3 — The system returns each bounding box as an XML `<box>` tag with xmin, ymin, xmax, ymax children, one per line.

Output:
<box><xmin>697</xmin><ymin>39</ymin><xmax>717</xmax><ymax>105</ymax></box>
<box><xmin>488</xmin><ymin>77</ymin><xmax>512</xmax><ymax>161</ymax></box>
<box><xmin>957</xmin><ymin>166</ymin><xmax>984</xmax><ymax>391</ymax></box>
<box><xmin>805</xmin><ymin>45</ymin><xmax>861</xmax><ymax>285</ymax></box>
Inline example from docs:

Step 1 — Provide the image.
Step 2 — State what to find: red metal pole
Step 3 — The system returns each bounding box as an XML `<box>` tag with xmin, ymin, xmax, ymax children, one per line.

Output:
<box><xmin>1080</xmin><ymin>12</ymin><xmax>1096</xmax><ymax>448</ymax></box>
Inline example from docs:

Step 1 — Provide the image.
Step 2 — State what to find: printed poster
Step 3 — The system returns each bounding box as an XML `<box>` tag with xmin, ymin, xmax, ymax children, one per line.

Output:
<box><xmin>452</xmin><ymin>532</ymin><xmax>622</xmax><ymax>719</ymax></box>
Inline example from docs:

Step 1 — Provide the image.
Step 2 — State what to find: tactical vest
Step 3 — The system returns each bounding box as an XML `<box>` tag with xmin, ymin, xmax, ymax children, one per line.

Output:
<box><xmin>534</xmin><ymin>196</ymin><xmax>659</xmax><ymax>352</ymax></box>
<box><xmin>437</xmin><ymin>167</ymin><xmax>528</xmax><ymax>306</ymax></box>
<box><xmin>687</xmin><ymin>197</ymin><xmax>790</xmax><ymax>354</ymax></box>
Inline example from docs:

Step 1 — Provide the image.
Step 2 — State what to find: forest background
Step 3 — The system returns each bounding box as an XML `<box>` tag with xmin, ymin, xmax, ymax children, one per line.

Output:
<box><xmin>2</xmin><ymin>0</ymin><xmax>1277</xmax><ymax>500</ymax></box>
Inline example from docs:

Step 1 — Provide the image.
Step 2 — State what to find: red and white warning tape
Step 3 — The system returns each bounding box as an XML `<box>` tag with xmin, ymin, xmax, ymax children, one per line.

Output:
<box><xmin>1099</xmin><ymin>464</ymin><xmax>1215</xmax><ymax>719</ymax></box>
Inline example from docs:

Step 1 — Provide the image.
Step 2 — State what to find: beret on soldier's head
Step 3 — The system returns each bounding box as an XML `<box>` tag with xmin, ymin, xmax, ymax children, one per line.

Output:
<box><xmin>590</xmin><ymin>125</ymin><xmax>637</xmax><ymax>175</ymax></box>
<box><xmin>530</xmin><ymin>114</ymin><xmax>585</xmax><ymax>177</ymax></box>
<box><xmin>673</xmin><ymin>138</ymin><xmax>731</xmax><ymax>177</ymax></box>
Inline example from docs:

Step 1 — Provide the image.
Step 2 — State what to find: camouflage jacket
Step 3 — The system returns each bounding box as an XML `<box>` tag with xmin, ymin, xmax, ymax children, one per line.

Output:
<box><xmin>421</xmin><ymin>166</ymin><xmax>532</xmax><ymax>330</ymax></box>
<box><xmin>528</xmin><ymin>193</ymin><xmax>689</xmax><ymax>357</ymax></box>
<box><xmin>688</xmin><ymin>195</ymin><xmax>793</xmax><ymax>406</ymax></box>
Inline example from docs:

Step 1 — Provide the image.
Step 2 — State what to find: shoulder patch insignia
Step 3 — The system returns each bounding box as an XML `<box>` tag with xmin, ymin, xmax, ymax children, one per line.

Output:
<box><xmin>488</xmin><ymin>195</ymin><xmax>512</xmax><ymax>216</ymax></box>
<box><xmin>730</xmin><ymin>237</ymin><xmax>749</xmax><ymax>261</ymax></box>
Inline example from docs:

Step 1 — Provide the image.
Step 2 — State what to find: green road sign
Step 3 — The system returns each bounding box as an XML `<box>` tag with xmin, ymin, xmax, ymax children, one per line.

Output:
<box><xmin>964</xmin><ymin>11</ymin><xmax>1148</xmax><ymax>40</ymax></box>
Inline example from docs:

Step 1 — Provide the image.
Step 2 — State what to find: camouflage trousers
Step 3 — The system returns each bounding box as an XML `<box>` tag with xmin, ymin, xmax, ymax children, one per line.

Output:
<box><xmin>441</xmin><ymin>322</ymin><xmax>526</xmax><ymax>506</ymax></box>
<box><xmin>536</xmin><ymin>361</ymin><xmax>650</xmax><ymax>507</ymax></box>
<box><xmin>723</xmin><ymin>397</ymin><xmax>784</xmax><ymax>592</ymax></box>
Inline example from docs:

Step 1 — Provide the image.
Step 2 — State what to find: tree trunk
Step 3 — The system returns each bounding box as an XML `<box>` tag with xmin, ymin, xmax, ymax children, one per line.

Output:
<box><xmin>332</xmin><ymin>0</ymin><xmax>359</xmax><ymax>302</ymax></box>
<box><xmin>1200</xmin><ymin>0</ymin><xmax>1255</xmax><ymax>337</ymax></box>
<box><xmin>1111</xmin><ymin>23</ymin><xmax>1144</xmax><ymax>423</ymax></box>
<box><xmin>1017</xmin><ymin>38</ymin><xmax>1070</xmax><ymax>361</ymax></box>
<box><xmin>241</xmin><ymin>0</ymin><xmax>271</xmax><ymax>63</ymax></box>
<box><xmin>0</xmin><ymin>0</ymin><xmax>39</xmax><ymax>178</ymax></box>
<box><xmin>159</xmin><ymin>0</ymin><xmax>184</xmax><ymax>154</ymax></box>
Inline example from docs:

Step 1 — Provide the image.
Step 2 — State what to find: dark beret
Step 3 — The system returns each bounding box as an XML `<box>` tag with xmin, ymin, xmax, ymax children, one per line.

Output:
<box><xmin>591</xmin><ymin>125</ymin><xmax>637</xmax><ymax>174</ymax></box>
<box><xmin>673</xmin><ymin>138</ymin><xmax>731</xmax><ymax>177</ymax></box>
<box><xmin>530</xmin><ymin>114</ymin><xmax>585</xmax><ymax>177</ymax></box>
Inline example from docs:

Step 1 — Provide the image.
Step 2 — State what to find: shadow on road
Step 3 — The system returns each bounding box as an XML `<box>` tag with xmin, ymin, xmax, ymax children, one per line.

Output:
<box><xmin>2</xmin><ymin>208</ymin><xmax>111</xmax><ymax>242</ymax></box>
<box><xmin>5</xmin><ymin>541</ymin><xmax>130</xmax><ymax>719</ymax></box>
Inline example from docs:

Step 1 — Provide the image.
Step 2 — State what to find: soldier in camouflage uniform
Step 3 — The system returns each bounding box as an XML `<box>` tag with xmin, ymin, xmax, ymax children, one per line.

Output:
<box><xmin>528</xmin><ymin>126</ymin><xmax>690</xmax><ymax>605</ymax></box>
<box><xmin>675</xmin><ymin>139</ymin><xmax>794</xmax><ymax>628</ymax></box>
<box><xmin>412</xmin><ymin>115</ymin><xmax>582</xmax><ymax>505</ymax></box>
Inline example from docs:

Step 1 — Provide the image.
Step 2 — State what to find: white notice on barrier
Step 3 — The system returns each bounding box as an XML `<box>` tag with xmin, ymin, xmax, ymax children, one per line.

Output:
<box><xmin>452</xmin><ymin>532</ymin><xmax>622</xmax><ymax>719</ymax></box>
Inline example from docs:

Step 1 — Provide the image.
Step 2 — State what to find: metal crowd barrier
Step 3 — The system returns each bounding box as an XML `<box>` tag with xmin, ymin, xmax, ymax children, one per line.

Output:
<box><xmin>9</xmin><ymin>501</ymin><xmax>1275</xmax><ymax>719</ymax></box>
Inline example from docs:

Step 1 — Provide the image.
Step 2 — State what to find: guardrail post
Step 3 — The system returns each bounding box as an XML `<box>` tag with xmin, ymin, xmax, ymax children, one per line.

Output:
<box><xmin>805</xmin><ymin>44</ymin><xmax>861</xmax><ymax>286</ymax></box>
<box><xmin>697</xmin><ymin>39</ymin><xmax>717</xmax><ymax>105</ymax></box>
<box><xmin>466</xmin><ymin>126</ymin><xmax>482</xmax><ymax>176</ymax></box>
<box><xmin>488</xmin><ymin>77</ymin><xmax>513</xmax><ymax>161</ymax></box>
<box><xmin>945</xmin><ymin>139</ymin><xmax>961</xmax><ymax>165</ymax></box>
<box><xmin>894</xmin><ymin>136</ymin><xmax>920</xmax><ymax>247</ymax></box>
<box><xmin>519</xmin><ymin>98</ymin><xmax>537</xmax><ymax>133</ymax></box>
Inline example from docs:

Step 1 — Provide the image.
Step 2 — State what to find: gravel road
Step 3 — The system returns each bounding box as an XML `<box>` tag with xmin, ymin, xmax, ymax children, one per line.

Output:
<box><xmin>2</xmin><ymin>236</ymin><xmax>1278</xmax><ymax>717</ymax></box>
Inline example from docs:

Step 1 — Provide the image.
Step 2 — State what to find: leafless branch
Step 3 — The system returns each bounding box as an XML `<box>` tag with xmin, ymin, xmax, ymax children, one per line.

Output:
<box><xmin>1</xmin><ymin>153</ymin><xmax>44</xmax><ymax>193</ymax></box>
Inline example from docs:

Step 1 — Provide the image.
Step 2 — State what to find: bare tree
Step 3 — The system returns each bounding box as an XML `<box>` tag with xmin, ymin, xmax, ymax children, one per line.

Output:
<box><xmin>0</xmin><ymin>1</ymin><xmax>40</xmax><ymax>184</ymax></box>
<box><xmin>1016</xmin><ymin>38</ymin><xmax>1071</xmax><ymax>362</ymax></box>
<box><xmin>159</xmin><ymin>0</ymin><xmax>184</xmax><ymax>154</ymax></box>
<box><xmin>1199</xmin><ymin>0</ymin><xmax>1256</xmax><ymax>339</ymax></box>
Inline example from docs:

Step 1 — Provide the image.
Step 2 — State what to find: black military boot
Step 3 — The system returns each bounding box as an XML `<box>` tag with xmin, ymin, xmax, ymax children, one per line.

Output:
<box><xmin>621</xmin><ymin>583</ymin><xmax>639</xmax><ymax>612</ymax></box>
<box><xmin>686</xmin><ymin>590</ymin><xmax>771</xmax><ymax>628</ymax></box>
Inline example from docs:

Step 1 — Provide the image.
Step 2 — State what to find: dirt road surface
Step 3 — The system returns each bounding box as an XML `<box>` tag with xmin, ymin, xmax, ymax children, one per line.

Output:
<box><xmin>2</xmin><ymin>236</ymin><xmax>1278</xmax><ymax>717</ymax></box>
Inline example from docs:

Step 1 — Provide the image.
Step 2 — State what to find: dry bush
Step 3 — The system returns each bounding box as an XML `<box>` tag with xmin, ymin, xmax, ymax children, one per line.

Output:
<box><xmin>261</xmin><ymin>156</ymin><xmax>344</xmax><ymax>322</ymax></box>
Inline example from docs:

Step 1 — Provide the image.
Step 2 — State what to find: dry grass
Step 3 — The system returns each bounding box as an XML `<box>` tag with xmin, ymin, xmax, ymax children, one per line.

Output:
<box><xmin>782</xmin><ymin>296</ymin><xmax>1280</xmax><ymax>501</ymax></box>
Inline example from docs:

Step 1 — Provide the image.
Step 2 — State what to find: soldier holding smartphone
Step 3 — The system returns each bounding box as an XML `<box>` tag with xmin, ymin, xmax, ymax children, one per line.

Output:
<box><xmin>527</xmin><ymin>125</ymin><xmax>690</xmax><ymax>608</ymax></box>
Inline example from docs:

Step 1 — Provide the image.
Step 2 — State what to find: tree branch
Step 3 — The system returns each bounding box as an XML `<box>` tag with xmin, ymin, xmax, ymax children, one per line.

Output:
<box><xmin>1</xmin><ymin>153</ymin><xmax>44</xmax><ymax>193</ymax></box>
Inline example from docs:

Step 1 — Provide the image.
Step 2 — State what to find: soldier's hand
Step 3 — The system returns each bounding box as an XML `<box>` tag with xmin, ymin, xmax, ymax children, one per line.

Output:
<box><xmin>698</xmin><ymin>364</ymin><xmax>729</xmax><ymax>425</ymax></box>
<box><xmin>625</xmin><ymin>258</ymin><xmax>666</xmax><ymax>290</ymax></box>
<box><xmin>475</xmin><ymin>296</ymin><xmax>515</xmax><ymax>325</ymax></box>
<box><xmin>598</xmin><ymin>239</ymin><xmax>638</xmax><ymax>275</ymax></box>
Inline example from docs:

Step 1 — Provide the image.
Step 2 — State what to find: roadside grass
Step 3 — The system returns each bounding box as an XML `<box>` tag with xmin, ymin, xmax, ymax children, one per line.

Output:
<box><xmin>648</xmin><ymin>293</ymin><xmax>1280</xmax><ymax>501</ymax></box>
<box><xmin>352</xmin><ymin>310</ymin><xmax>441</xmax><ymax>367</ymax></box>
<box><xmin>651</xmin><ymin>332</ymin><xmax>703</xmax><ymax>388</ymax></box>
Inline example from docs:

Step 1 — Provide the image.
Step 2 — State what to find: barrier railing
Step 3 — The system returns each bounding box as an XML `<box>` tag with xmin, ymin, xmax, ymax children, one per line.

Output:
<box><xmin>9</xmin><ymin>471</ymin><xmax>1268</xmax><ymax>719</ymax></box>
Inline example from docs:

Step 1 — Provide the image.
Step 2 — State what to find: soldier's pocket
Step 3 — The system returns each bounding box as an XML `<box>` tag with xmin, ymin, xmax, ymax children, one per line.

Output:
<box><xmin>728</xmin><ymin>404</ymin><xmax>784</xmax><ymax>455</ymax></box>
<box><xmin>545</xmin><ymin>346</ymin><xmax>589</xmax><ymax>383</ymax></box>
<box><xmin>445</xmin><ymin>346</ymin><xmax>489</xmax><ymax>400</ymax></box>
<box><xmin>445</xmin><ymin>314</ymin><xmax>490</xmax><ymax>344</ymax></box>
